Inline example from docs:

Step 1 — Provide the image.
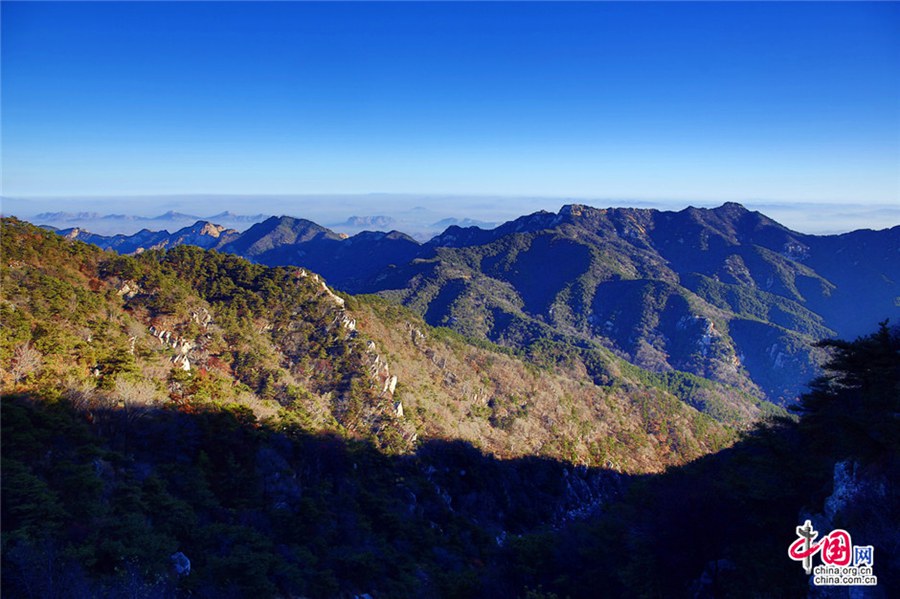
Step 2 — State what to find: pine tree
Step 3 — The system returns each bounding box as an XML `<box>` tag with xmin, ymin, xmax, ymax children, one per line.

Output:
<box><xmin>794</xmin><ymin>321</ymin><xmax>900</xmax><ymax>461</ymax></box>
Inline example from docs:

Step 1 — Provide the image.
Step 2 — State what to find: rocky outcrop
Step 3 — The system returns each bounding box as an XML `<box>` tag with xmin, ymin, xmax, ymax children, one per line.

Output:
<box><xmin>320</xmin><ymin>281</ymin><xmax>345</xmax><ymax>307</ymax></box>
<box><xmin>173</xmin><ymin>354</ymin><xmax>191</xmax><ymax>372</ymax></box>
<box><xmin>334</xmin><ymin>313</ymin><xmax>356</xmax><ymax>332</ymax></box>
<box><xmin>382</xmin><ymin>375</ymin><xmax>398</xmax><ymax>395</ymax></box>
<box><xmin>170</xmin><ymin>552</ymin><xmax>190</xmax><ymax>576</ymax></box>
<box><xmin>116</xmin><ymin>280</ymin><xmax>141</xmax><ymax>299</ymax></box>
<box><xmin>147</xmin><ymin>325</ymin><xmax>198</xmax><ymax>372</ymax></box>
<box><xmin>190</xmin><ymin>308</ymin><xmax>212</xmax><ymax>328</ymax></box>
<box><xmin>802</xmin><ymin>460</ymin><xmax>895</xmax><ymax>599</ymax></box>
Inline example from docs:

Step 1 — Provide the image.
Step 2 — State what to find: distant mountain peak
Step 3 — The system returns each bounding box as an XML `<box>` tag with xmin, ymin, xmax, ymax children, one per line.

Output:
<box><xmin>717</xmin><ymin>201</ymin><xmax>748</xmax><ymax>211</ymax></box>
<box><xmin>177</xmin><ymin>220</ymin><xmax>231</xmax><ymax>238</ymax></box>
<box><xmin>154</xmin><ymin>210</ymin><xmax>200</xmax><ymax>220</ymax></box>
<box><xmin>219</xmin><ymin>215</ymin><xmax>342</xmax><ymax>257</ymax></box>
<box><xmin>341</xmin><ymin>215</ymin><xmax>397</xmax><ymax>229</ymax></box>
<box><xmin>270</xmin><ymin>214</ymin><xmax>334</xmax><ymax>232</ymax></box>
<box><xmin>60</xmin><ymin>227</ymin><xmax>86</xmax><ymax>238</ymax></box>
<box><xmin>199</xmin><ymin>222</ymin><xmax>226</xmax><ymax>237</ymax></box>
<box><xmin>559</xmin><ymin>204</ymin><xmax>588</xmax><ymax>217</ymax></box>
<box><xmin>430</xmin><ymin>217</ymin><xmax>497</xmax><ymax>230</ymax></box>
<box><xmin>348</xmin><ymin>230</ymin><xmax>419</xmax><ymax>244</ymax></box>
<box><xmin>35</xmin><ymin>211</ymin><xmax>101</xmax><ymax>220</ymax></box>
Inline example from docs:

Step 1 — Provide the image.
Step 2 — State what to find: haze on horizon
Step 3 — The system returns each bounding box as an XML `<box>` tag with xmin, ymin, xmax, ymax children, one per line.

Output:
<box><xmin>2</xmin><ymin>2</ymin><xmax>898</xmax><ymax>234</ymax></box>
<box><xmin>4</xmin><ymin>194</ymin><xmax>900</xmax><ymax>239</ymax></box>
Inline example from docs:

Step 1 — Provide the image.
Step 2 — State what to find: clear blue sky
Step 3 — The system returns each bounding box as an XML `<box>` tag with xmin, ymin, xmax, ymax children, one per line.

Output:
<box><xmin>2</xmin><ymin>1</ymin><xmax>899</xmax><ymax>210</ymax></box>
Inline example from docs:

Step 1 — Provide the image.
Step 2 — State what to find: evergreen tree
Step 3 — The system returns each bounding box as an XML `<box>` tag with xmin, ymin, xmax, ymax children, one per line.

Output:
<box><xmin>795</xmin><ymin>321</ymin><xmax>900</xmax><ymax>462</ymax></box>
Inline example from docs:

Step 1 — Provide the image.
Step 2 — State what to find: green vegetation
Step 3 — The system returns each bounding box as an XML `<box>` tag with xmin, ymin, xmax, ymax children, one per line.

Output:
<box><xmin>344</xmin><ymin>204</ymin><xmax>895</xmax><ymax>409</ymax></box>
<box><xmin>618</xmin><ymin>361</ymin><xmax>785</xmax><ymax>425</ymax></box>
<box><xmin>4</xmin><ymin>392</ymin><xmax>598</xmax><ymax>597</ymax></box>
<box><xmin>2</xmin><ymin>218</ymin><xmax>408</xmax><ymax>453</ymax></box>
<box><xmin>795</xmin><ymin>321</ymin><xmax>900</xmax><ymax>461</ymax></box>
<box><xmin>3</xmin><ymin>216</ymin><xmax>739</xmax><ymax>472</ymax></box>
<box><xmin>682</xmin><ymin>272</ymin><xmax>833</xmax><ymax>339</ymax></box>
<box><xmin>51</xmin><ymin>205</ymin><xmax>899</xmax><ymax>412</ymax></box>
<box><xmin>2</xmin><ymin>217</ymin><xmax>897</xmax><ymax>596</ymax></box>
<box><xmin>498</xmin><ymin>322</ymin><xmax>900</xmax><ymax>597</ymax></box>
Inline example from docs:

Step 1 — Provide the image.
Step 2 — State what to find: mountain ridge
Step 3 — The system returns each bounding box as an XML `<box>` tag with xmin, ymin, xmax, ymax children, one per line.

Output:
<box><xmin>43</xmin><ymin>203</ymin><xmax>900</xmax><ymax>404</ymax></box>
<box><xmin>2</xmin><ymin>216</ymin><xmax>744</xmax><ymax>469</ymax></box>
<box><xmin>4</xmin><ymin>214</ymin><xmax>898</xmax><ymax>597</ymax></box>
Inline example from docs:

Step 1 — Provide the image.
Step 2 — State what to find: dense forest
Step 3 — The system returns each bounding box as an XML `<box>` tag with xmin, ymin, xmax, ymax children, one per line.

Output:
<box><xmin>2</xmin><ymin>217</ymin><xmax>897</xmax><ymax>597</ymax></box>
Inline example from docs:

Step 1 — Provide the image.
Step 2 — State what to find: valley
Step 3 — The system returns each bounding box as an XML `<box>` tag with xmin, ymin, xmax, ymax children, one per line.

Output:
<box><xmin>3</xmin><ymin>208</ymin><xmax>897</xmax><ymax>597</ymax></box>
<box><xmin>54</xmin><ymin>202</ymin><xmax>900</xmax><ymax>406</ymax></box>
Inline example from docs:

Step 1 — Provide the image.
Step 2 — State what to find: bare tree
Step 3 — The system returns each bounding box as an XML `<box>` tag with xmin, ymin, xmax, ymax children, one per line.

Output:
<box><xmin>114</xmin><ymin>377</ymin><xmax>162</xmax><ymax>415</ymax></box>
<box><xmin>10</xmin><ymin>343</ymin><xmax>43</xmax><ymax>383</ymax></box>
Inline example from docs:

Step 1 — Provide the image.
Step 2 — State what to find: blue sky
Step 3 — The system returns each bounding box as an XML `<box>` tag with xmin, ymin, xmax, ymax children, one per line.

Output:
<box><xmin>2</xmin><ymin>2</ymin><xmax>898</xmax><ymax>232</ymax></box>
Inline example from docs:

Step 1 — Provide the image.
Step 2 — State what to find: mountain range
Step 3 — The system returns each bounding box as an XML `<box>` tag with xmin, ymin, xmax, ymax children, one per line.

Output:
<box><xmin>33</xmin><ymin>210</ymin><xmax>270</xmax><ymax>236</ymax></box>
<box><xmin>3</xmin><ymin>214</ymin><xmax>898</xmax><ymax>597</ymax></box>
<box><xmin>29</xmin><ymin>208</ymin><xmax>501</xmax><ymax>241</ymax></box>
<box><xmin>2</xmin><ymin>216</ymin><xmax>746</xmax><ymax>470</ymax></box>
<box><xmin>52</xmin><ymin>202</ymin><xmax>900</xmax><ymax>405</ymax></box>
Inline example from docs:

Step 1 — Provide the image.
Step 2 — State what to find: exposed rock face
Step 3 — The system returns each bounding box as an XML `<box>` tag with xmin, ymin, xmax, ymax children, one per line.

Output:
<box><xmin>173</xmin><ymin>355</ymin><xmax>191</xmax><ymax>371</ymax></box>
<box><xmin>824</xmin><ymin>461</ymin><xmax>886</xmax><ymax>523</ymax></box>
<box><xmin>190</xmin><ymin>308</ymin><xmax>212</xmax><ymax>328</ymax></box>
<box><xmin>802</xmin><ymin>460</ymin><xmax>895</xmax><ymax>599</ymax></box>
<box><xmin>410</xmin><ymin>327</ymin><xmax>426</xmax><ymax>346</ymax></box>
<box><xmin>381</xmin><ymin>374</ymin><xmax>398</xmax><ymax>396</ymax></box>
<box><xmin>116</xmin><ymin>280</ymin><xmax>141</xmax><ymax>299</ymax></box>
<box><xmin>170</xmin><ymin>552</ymin><xmax>190</xmax><ymax>576</ymax></box>
<box><xmin>321</xmin><ymin>281</ymin><xmax>345</xmax><ymax>307</ymax></box>
<box><xmin>335</xmin><ymin>314</ymin><xmax>356</xmax><ymax>332</ymax></box>
<box><xmin>148</xmin><ymin>325</ymin><xmax>196</xmax><ymax>371</ymax></box>
<box><xmin>199</xmin><ymin>222</ymin><xmax>225</xmax><ymax>237</ymax></box>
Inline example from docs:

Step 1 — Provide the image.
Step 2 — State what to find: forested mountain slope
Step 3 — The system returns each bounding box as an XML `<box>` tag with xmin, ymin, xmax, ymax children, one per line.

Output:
<box><xmin>0</xmin><ymin>216</ymin><xmax>745</xmax><ymax>597</ymax></box>
<box><xmin>363</xmin><ymin>203</ymin><xmax>899</xmax><ymax>404</ymax></box>
<box><xmin>55</xmin><ymin>203</ymin><xmax>900</xmax><ymax>405</ymax></box>
<box><xmin>4</xmin><ymin>218</ymin><xmax>897</xmax><ymax>597</ymax></box>
<box><xmin>3</xmin><ymin>217</ymin><xmax>745</xmax><ymax>472</ymax></box>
